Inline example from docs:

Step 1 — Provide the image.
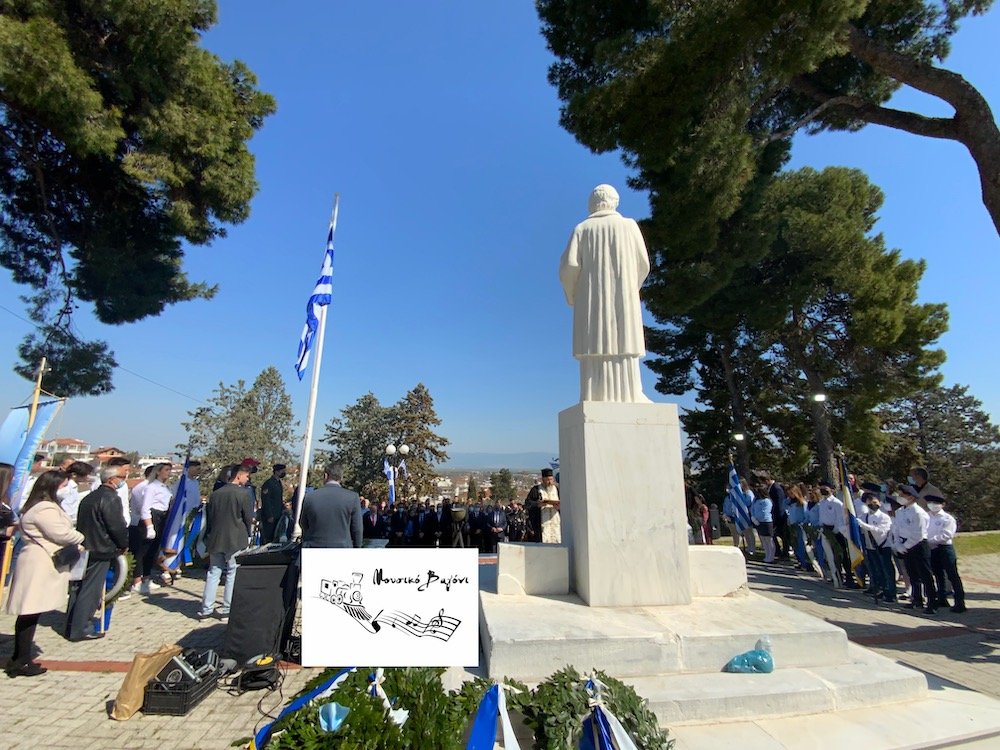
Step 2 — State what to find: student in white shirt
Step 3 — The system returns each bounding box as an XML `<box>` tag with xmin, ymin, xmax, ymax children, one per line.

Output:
<box><xmin>856</xmin><ymin>492</ymin><xmax>895</xmax><ymax>602</ymax></box>
<box><xmin>893</xmin><ymin>485</ymin><xmax>938</xmax><ymax>614</ymax></box>
<box><xmin>926</xmin><ymin>494</ymin><xmax>966</xmax><ymax>613</ymax></box>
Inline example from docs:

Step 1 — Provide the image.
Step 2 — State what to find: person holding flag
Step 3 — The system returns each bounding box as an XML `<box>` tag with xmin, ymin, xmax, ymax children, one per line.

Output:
<box><xmin>726</xmin><ymin>464</ymin><xmax>756</xmax><ymax>556</ymax></box>
<box><xmin>160</xmin><ymin>459</ymin><xmax>201</xmax><ymax>583</ymax></box>
<box><xmin>837</xmin><ymin>456</ymin><xmax>868</xmax><ymax>589</ymax></box>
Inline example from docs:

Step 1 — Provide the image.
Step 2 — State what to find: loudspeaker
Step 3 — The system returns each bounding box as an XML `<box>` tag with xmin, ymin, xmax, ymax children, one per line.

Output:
<box><xmin>221</xmin><ymin>563</ymin><xmax>299</xmax><ymax>664</ymax></box>
<box><xmin>156</xmin><ymin>654</ymin><xmax>201</xmax><ymax>685</ymax></box>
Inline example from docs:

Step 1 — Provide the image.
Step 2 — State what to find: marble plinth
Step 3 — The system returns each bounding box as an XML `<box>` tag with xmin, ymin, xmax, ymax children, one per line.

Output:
<box><xmin>688</xmin><ymin>546</ymin><xmax>748</xmax><ymax>597</ymax></box>
<box><xmin>496</xmin><ymin>542</ymin><xmax>569</xmax><ymax>596</ymax></box>
<box><xmin>558</xmin><ymin>401</ymin><xmax>690</xmax><ymax>607</ymax></box>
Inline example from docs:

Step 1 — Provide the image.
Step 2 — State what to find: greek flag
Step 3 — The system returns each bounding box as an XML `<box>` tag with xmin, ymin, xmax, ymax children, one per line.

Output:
<box><xmin>294</xmin><ymin>226</ymin><xmax>335</xmax><ymax>380</ymax></box>
<box><xmin>397</xmin><ymin>458</ymin><xmax>408</xmax><ymax>480</ymax></box>
<box><xmin>728</xmin><ymin>464</ymin><xmax>753</xmax><ymax>533</ymax></box>
<box><xmin>161</xmin><ymin>458</ymin><xmax>196</xmax><ymax>569</ymax></box>
<box><xmin>384</xmin><ymin>458</ymin><xmax>396</xmax><ymax>506</ymax></box>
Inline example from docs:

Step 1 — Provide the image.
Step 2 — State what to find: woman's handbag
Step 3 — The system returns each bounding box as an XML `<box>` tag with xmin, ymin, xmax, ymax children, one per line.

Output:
<box><xmin>53</xmin><ymin>544</ymin><xmax>83</xmax><ymax>568</ymax></box>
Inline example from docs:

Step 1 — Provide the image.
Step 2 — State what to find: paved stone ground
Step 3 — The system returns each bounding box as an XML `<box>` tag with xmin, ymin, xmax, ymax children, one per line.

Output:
<box><xmin>1</xmin><ymin>552</ymin><xmax>996</xmax><ymax>749</ymax></box>
<box><xmin>0</xmin><ymin>570</ymin><xmax>324</xmax><ymax>750</ymax></box>
<box><xmin>745</xmin><ymin>551</ymin><xmax>1000</xmax><ymax>700</ymax></box>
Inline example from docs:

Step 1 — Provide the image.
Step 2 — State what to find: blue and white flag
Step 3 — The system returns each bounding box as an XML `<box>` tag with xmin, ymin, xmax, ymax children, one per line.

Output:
<box><xmin>161</xmin><ymin>458</ymin><xmax>199</xmax><ymax>569</ymax></box>
<box><xmin>727</xmin><ymin>464</ymin><xmax>753</xmax><ymax>533</ymax></box>
<box><xmin>397</xmin><ymin>458</ymin><xmax>408</xmax><ymax>480</ymax></box>
<box><xmin>294</xmin><ymin>226</ymin><xmax>335</xmax><ymax>381</ymax></box>
<box><xmin>384</xmin><ymin>457</ymin><xmax>396</xmax><ymax>506</ymax></box>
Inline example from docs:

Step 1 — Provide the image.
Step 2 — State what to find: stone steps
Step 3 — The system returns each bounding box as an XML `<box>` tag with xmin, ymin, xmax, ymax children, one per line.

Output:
<box><xmin>624</xmin><ymin>644</ymin><xmax>927</xmax><ymax>726</ymax></box>
<box><xmin>480</xmin><ymin>590</ymin><xmax>850</xmax><ymax>682</ymax></box>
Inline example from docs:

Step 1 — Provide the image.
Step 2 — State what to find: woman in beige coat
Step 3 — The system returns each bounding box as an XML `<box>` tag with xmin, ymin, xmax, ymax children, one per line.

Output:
<box><xmin>5</xmin><ymin>470</ymin><xmax>84</xmax><ymax>677</ymax></box>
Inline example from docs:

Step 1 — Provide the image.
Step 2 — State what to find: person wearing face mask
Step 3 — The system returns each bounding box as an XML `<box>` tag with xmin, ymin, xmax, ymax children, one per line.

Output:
<box><xmin>817</xmin><ymin>482</ymin><xmax>857</xmax><ymax>588</ymax></box>
<box><xmin>855</xmin><ymin>492</ymin><xmax>895</xmax><ymax>603</ymax></box>
<box><xmin>893</xmin><ymin>485</ymin><xmax>938</xmax><ymax>614</ymax></box>
<box><xmin>908</xmin><ymin>467</ymin><xmax>944</xmax><ymax>511</ymax></box>
<box><xmin>926</xmin><ymin>495</ymin><xmax>966</xmax><ymax>613</ymax></box>
<box><xmin>65</xmin><ymin>466</ymin><xmax>130</xmax><ymax>641</ymax></box>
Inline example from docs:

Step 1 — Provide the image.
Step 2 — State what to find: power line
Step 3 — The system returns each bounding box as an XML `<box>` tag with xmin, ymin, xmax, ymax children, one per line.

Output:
<box><xmin>0</xmin><ymin>302</ymin><xmax>205</xmax><ymax>404</ymax></box>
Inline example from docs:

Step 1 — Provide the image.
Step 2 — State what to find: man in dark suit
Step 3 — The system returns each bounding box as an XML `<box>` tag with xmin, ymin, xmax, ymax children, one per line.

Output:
<box><xmin>198</xmin><ymin>464</ymin><xmax>254</xmax><ymax>618</ymax></box>
<box><xmin>484</xmin><ymin>504</ymin><xmax>508</xmax><ymax>554</ymax></box>
<box><xmin>259</xmin><ymin>464</ymin><xmax>286</xmax><ymax>544</ymax></box>
<box><xmin>300</xmin><ymin>462</ymin><xmax>363</xmax><ymax>549</ymax></box>
<box><xmin>363</xmin><ymin>502</ymin><xmax>388</xmax><ymax>540</ymax></box>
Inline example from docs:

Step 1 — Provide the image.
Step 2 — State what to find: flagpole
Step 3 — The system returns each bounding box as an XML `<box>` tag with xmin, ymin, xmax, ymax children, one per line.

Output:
<box><xmin>292</xmin><ymin>194</ymin><xmax>340</xmax><ymax>540</ymax></box>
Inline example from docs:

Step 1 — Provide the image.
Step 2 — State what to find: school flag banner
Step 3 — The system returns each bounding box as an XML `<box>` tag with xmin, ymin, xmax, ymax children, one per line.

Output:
<box><xmin>9</xmin><ymin>399</ymin><xmax>64</xmax><ymax>514</ymax></box>
<box><xmin>838</xmin><ymin>455</ymin><xmax>865</xmax><ymax>572</ymax></box>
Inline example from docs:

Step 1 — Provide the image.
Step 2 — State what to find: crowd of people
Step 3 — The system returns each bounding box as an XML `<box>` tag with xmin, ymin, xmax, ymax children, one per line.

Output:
<box><xmin>716</xmin><ymin>466</ymin><xmax>967</xmax><ymax>616</ymax></box>
<box><xmin>0</xmin><ymin>455</ymin><xmax>567</xmax><ymax>678</ymax></box>
<box><xmin>358</xmin><ymin>467</ymin><xmax>562</xmax><ymax>552</ymax></box>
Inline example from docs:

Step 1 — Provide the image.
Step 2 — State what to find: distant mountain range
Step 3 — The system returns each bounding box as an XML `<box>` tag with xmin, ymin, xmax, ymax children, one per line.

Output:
<box><xmin>441</xmin><ymin>452</ymin><xmax>556</xmax><ymax>471</ymax></box>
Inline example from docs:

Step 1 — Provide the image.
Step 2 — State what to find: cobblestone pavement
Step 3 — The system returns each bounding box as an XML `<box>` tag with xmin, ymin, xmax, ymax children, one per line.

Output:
<box><xmin>745</xmin><ymin>551</ymin><xmax>1000</xmax><ymax>699</ymax></box>
<box><xmin>0</xmin><ymin>569</ymin><xmax>323</xmax><ymax>750</ymax></box>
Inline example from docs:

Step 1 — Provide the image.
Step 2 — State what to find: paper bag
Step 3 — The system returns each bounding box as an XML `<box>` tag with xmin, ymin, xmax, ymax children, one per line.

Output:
<box><xmin>111</xmin><ymin>643</ymin><xmax>183</xmax><ymax>721</ymax></box>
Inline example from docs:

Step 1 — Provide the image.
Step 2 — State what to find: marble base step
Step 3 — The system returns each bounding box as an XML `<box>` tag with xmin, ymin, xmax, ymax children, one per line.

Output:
<box><xmin>480</xmin><ymin>589</ymin><xmax>849</xmax><ymax>682</ymax></box>
<box><xmin>625</xmin><ymin>643</ymin><xmax>926</xmax><ymax>726</ymax></box>
<box><xmin>668</xmin><ymin>675</ymin><xmax>1000</xmax><ymax>750</ymax></box>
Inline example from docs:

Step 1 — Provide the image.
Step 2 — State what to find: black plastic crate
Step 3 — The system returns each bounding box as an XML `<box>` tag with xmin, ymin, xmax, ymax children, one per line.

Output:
<box><xmin>143</xmin><ymin>670</ymin><xmax>219</xmax><ymax>716</ymax></box>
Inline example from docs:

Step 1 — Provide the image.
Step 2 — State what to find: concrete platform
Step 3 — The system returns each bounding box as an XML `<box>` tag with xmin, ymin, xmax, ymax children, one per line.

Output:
<box><xmin>480</xmin><ymin>585</ymin><xmax>850</xmax><ymax>681</ymax></box>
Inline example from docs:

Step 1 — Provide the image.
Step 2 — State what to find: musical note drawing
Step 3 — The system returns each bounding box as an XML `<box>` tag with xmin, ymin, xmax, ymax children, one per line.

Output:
<box><xmin>374</xmin><ymin>609</ymin><xmax>461</xmax><ymax>641</ymax></box>
<box><xmin>429</xmin><ymin>609</ymin><xmax>444</xmax><ymax>628</ymax></box>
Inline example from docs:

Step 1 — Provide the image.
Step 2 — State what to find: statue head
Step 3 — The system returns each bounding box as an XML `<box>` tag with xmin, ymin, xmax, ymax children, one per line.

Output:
<box><xmin>588</xmin><ymin>184</ymin><xmax>620</xmax><ymax>214</ymax></box>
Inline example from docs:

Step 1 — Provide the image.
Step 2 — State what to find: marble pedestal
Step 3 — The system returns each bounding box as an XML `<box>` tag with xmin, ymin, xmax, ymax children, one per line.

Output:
<box><xmin>558</xmin><ymin>401</ymin><xmax>690</xmax><ymax>606</ymax></box>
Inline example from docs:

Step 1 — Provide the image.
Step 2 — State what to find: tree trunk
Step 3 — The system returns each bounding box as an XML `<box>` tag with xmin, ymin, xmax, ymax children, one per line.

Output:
<box><xmin>716</xmin><ymin>339</ymin><xmax>750</xmax><ymax>478</ymax></box>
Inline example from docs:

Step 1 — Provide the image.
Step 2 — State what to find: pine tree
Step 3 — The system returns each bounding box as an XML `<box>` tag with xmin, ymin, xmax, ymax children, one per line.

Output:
<box><xmin>537</xmin><ymin>0</ymin><xmax>1000</xmax><ymax>241</ymax></box>
<box><xmin>489</xmin><ymin>468</ymin><xmax>516</xmax><ymax>504</ymax></box>
<box><xmin>1</xmin><ymin>1</ymin><xmax>275</xmax><ymax>394</ymax></box>
<box><xmin>180</xmin><ymin>366</ymin><xmax>297</xmax><ymax>477</ymax></box>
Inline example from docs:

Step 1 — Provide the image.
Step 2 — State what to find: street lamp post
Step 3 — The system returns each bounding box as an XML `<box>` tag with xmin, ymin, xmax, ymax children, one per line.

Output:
<box><xmin>384</xmin><ymin>443</ymin><xmax>410</xmax><ymax>505</ymax></box>
<box><xmin>809</xmin><ymin>392</ymin><xmax>835</xmax><ymax>481</ymax></box>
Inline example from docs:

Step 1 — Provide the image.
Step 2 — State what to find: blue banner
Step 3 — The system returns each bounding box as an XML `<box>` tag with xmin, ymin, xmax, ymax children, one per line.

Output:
<box><xmin>10</xmin><ymin>399</ymin><xmax>64</xmax><ymax>513</ymax></box>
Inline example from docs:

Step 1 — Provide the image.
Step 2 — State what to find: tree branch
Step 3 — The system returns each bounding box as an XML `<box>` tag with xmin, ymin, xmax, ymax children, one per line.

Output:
<box><xmin>845</xmin><ymin>24</ymin><xmax>987</xmax><ymax>115</ymax></box>
<box><xmin>789</xmin><ymin>75</ymin><xmax>958</xmax><ymax>140</ymax></box>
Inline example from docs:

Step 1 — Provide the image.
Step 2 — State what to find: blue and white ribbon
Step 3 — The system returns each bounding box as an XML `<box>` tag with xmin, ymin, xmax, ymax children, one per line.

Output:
<box><xmin>368</xmin><ymin>668</ymin><xmax>409</xmax><ymax>726</ymax></box>
<box><xmin>466</xmin><ymin>682</ymin><xmax>522</xmax><ymax>750</ymax></box>
<box><xmin>579</xmin><ymin>677</ymin><xmax>639</xmax><ymax>750</ymax></box>
<box><xmin>251</xmin><ymin>667</ymin><xmax>353</xmax><ymax>749</ymax></box>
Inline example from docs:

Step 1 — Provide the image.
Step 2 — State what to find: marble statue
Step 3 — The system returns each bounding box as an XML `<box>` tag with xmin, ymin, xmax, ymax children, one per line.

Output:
<box><xmin>559</xmin><ymin>184</ymin><xmax>651</xmax><ymax>403</ymax></box>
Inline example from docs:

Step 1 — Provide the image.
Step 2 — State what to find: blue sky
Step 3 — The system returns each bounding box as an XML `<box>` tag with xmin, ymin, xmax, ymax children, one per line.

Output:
<box><xmin>1</xmin><ymin>3</ymin><xmax>998</xmax><ymax>458</ymax></box>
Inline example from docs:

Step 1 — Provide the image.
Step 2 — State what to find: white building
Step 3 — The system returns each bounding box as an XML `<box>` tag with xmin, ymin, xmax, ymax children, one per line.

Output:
<box><xmin>40</xmin><ymin>437</ymin><xmax>92</xmax><ymax>461</ymax></box>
